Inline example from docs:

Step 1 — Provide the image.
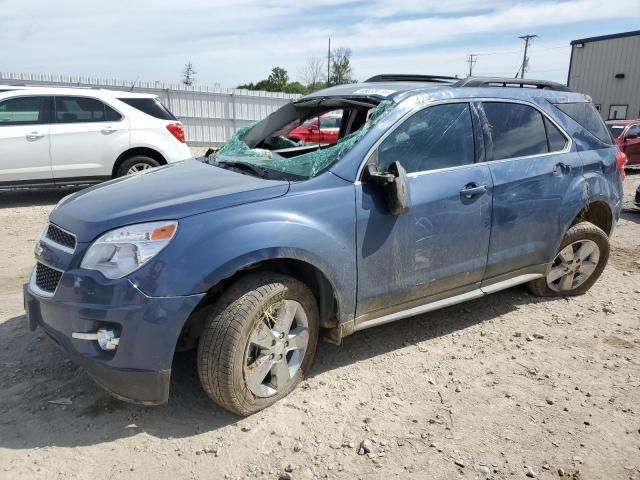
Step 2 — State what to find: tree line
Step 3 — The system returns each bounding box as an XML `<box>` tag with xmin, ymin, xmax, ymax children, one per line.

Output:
<box><xmin>237</xmin><ymin>47</ymin><xmax>356</xmax><ymax>94</ymax></box>
<box><xmin>183</xmin><ymin>46</ymin><xmax>357</xmax><ymax>94</ymax></box>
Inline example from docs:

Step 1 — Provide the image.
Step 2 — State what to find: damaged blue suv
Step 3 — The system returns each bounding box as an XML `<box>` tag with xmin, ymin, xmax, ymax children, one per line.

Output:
<box><xmin>24</xmin><ymin>75</ymin><xmax>626</xmax><ymax>416</ymax></box>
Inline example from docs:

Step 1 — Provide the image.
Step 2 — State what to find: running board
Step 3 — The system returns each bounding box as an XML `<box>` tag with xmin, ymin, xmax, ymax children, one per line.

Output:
<box><xmin>353</xmin><ymin>273</ymin><xmax>542</xmax><ymax>332</ymax></box>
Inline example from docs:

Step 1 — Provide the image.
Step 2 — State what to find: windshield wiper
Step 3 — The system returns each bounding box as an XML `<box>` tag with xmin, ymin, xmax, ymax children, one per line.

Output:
<box><xmin>215</xmin><ymin>160</ymin><xmax>270</xmax><ymax>178</ymax></box>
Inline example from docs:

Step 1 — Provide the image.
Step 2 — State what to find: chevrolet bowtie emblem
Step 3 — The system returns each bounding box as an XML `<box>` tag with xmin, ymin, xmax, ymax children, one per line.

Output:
<box><xmin>34</xmin><ymin>242</ymin><xmax>44</xmax><ymax>258</ymax></box>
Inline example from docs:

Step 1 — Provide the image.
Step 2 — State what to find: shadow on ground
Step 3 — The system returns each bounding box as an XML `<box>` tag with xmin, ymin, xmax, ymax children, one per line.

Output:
<box><xmin>620</xmin><ymin>209</ymin><xmax>640</xmax><ymax>223</ymax></box>
<box><xmin>0</xmin><ymin>285</ymin><xmax>555</xmax><ymax>450</ymax></box>
<box><xmin>0</xmin><ymin>187</ymin><xmax>85</xmax><ymax>209</ymax></box>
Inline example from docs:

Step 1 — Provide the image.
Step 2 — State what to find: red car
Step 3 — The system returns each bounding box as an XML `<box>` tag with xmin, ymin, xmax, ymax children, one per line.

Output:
<box><xmin>607</xmin><ymin>119</ymin><xmax>640</xmax><ymax>166</ymax></box>
<box><xmin>287</xmin><ymin>112</ymin><xmax>342</xmax><ymax>145</ymax></box>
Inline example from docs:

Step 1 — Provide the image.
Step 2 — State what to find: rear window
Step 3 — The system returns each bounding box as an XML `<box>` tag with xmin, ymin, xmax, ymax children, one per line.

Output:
<box><xmin>553</xmin><ymin>102</ymin><xmax>613</xmax><ymax>145</ymax></box>
<box><xmin>118</xmin><ymin>98</ymin><xmax>176</xmax><ymax>120</ymax></box>
<box><xmin>55</xmin><ymin>96</ymin><xmax>122</xmax><ymax>123</ymax></box>
<box><xmin>483</xmin><ymin>102</ymin><xmax>549</xmax><ymax>160</ymax></box>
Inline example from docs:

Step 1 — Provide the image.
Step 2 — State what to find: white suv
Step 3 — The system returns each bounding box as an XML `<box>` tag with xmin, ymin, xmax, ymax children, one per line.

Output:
<box><xmin>0</xmin><ymin>87</ymin><xmax>192</xmax><ymax>188</ymax></box>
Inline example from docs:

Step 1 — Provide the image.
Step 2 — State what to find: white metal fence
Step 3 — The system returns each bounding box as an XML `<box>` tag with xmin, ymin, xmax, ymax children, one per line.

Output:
<box><xmin>0</xmin><ymin>72</ymin><xmax>300</xmax><ymax>147</ymax></box>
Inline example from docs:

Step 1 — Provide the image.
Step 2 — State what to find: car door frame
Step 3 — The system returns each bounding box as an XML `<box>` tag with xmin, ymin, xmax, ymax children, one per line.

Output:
<box><xmin>473</xmin><ymin>97</ymin><xmax>577</xmax><ymax>285</ymax></box>
<box><xmin>622</xmin><ymin>123</ymin><xmax>640</xmax><ymax>164</ymax></box>
<box><xmin>49</xmin><ymin>94</ymin><xmax>128</xmax><ymax>183</ymax></box>
<box><xmin>352</xmin><ymin>98</ymin><xmax>496</xmax><ymax>329</ymax></box>
<box><xmin>0</xmin><ymin>94</ymin><xmax>54</xmax><ymax>187</ymax></box>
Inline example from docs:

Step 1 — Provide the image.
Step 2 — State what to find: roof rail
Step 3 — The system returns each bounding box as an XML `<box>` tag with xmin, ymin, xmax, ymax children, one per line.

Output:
<box><xmin>365</xmin><ymin>74</ymin><xmax>458</xmax><ymax>84</ymax></box>
<box><xmin>454</xmin><ymin>76</ymin><xmax>571</xmax><ymax>92</ymax></box>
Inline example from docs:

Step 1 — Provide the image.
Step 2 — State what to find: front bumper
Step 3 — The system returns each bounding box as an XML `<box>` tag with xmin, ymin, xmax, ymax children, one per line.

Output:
<box><xmin>24</xmin><ymin>271</ymin><xmax>204</xmax><ymax>405</ymax></box>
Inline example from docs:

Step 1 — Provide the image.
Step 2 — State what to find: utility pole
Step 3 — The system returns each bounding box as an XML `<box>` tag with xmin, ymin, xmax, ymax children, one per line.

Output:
<box><xmin>466</xmin><ymin>54</ymin><xmax>477</xmax><ymax>77</ymax></box>
<box><xmin>518</xmin><ymin>34</ymin><xmax>538</xmax><ymax>78</ymax></box>
<box><xmin>327</xmin><ymin>37</ymin><xmax>331</xmax><ymax>86</ymax></box>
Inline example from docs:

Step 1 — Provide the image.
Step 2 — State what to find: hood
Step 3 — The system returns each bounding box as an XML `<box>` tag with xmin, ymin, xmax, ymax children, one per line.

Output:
<box><xmin>50</xmin><ymin>159</ymin><xmax>290</xmax><ymax>242</ymax></box>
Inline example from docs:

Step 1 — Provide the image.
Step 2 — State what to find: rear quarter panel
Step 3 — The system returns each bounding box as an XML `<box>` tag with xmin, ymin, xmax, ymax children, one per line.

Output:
<box><xmin>534</xmin><ymin>99</ymin><xmax>623</xmax><ymax>240</ymax></box>
<box><xmin>577</xmin><ymin>146</ymin><xmax>623</xmax><ymax>226</ymax></box>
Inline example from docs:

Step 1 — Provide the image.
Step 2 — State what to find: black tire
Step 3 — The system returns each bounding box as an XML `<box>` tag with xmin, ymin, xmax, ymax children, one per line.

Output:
<box><xmin>527</xmin><ymin>221</ymin><xmax>609</xmax><ymax>297</ymax></box>
<box><xmin>115</xmin><ymin>155</ymin><xmax>161</xmax><ymax>177</ymax></box>
<box><xmin>197</xmin><ymin>273</ymin><xmax>319</xmax><ymax>416</ymax></box>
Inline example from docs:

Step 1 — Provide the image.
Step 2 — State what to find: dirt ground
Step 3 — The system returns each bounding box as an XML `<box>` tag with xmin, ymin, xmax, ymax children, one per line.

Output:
<box><xmin>0</xmin><ymin>174</ymin><xmax>639</xmax><ymax>480</ymax></box>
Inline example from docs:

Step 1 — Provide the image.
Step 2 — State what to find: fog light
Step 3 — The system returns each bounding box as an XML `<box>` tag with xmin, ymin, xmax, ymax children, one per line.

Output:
<box><xmin>72</xmin><ymin>328</ymin><xmax>119</xmax><ymax>351</ymax></box>
<box><xmin>97</xmin><ymin>329</ymin><xmax>119</xmax><ymax>351</ymax></box>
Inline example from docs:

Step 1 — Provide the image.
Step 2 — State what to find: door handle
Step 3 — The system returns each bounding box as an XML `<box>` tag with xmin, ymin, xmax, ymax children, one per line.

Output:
<box><xmin>460</xmin><ymin>183</ymin><xmax>488</xmax><ymax>199</ymax></box>
<box><xmin>26</xmin><ymin>131</ymin><xmax>45</xmax><ymax>140</ymax></box>
<box><xmin>553</xmin><ymin>162</ymin><xmax>571</xmax><ymax>176</ymax></box>
<box><xmin>101</xmin><ymin>127</ymin><xmax>117</xmax><ymax>134</ymax></box>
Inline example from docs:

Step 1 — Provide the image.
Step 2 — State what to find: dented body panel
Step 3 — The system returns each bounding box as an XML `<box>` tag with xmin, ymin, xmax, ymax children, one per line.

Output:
<box><xmin>355</xmin><ymin>165</ymin><xmax>493</xmax><ymax>319</ymax></box>
<box><xmin>25</xmin><ymin>79</ymin><xmax>623</xmax><ymax>405</ymax></box>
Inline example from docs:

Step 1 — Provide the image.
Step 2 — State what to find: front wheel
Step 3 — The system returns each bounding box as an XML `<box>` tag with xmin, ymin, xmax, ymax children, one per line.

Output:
<box><xmin>528</xmin><ymin>221</ymin><xmax>610</xmax><ymax>297</ymax></box>
<box><xmin>197</xmin><ymin>273</ymin><xmax>319</xmax><ymax>416</ymax></box>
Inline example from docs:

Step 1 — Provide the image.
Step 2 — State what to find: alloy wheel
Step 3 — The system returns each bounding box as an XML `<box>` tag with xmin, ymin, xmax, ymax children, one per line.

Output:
<box><xmin>546</xmin><ymin>239</ymin><xmax>600</xmax><ymax>293</ymax></box>
<box><xmin>126</xmin><ymin>163</ymin><xmax>153</xmax><ymax>174</ymax></box>
<box><xmin>244</xmin><ymin>299</ymin><xmax>309</xmax><ymax>398</ymax></box>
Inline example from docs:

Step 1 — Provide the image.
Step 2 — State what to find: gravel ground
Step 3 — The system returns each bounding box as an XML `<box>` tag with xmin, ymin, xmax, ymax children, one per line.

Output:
<box><xmin>0</xmin><ymin>173</ymin><xmax>639</xmax><ymax>480</ymax></box>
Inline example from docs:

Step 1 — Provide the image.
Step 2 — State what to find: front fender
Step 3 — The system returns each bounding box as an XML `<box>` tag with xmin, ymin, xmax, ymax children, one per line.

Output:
<box><xmin>129</xmin><ymin>175</ymin><xmax>357</xmax><ymax>322</ymax></box>
<box><xmin>199</xmin><ymin>245</ymin><xmax>351</xmax><ymax>322</ymax></box>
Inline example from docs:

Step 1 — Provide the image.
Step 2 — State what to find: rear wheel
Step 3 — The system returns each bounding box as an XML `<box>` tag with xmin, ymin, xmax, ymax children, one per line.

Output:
<box><xmin>527</xmin><ymin>221</ymin><xmax>609</xmax><ymax>297</ymax></box>
<box><xmin>197</xmin><ymin>273</ymin><xmax>319</xmax><ymax>416</ymax></box>
<box><xmin>116</xmin><ymin>155</ymin><xmax>161</xmax><ymax>177</ymax></box>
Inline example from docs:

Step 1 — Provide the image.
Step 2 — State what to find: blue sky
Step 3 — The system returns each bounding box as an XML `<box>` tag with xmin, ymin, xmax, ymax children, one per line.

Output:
<box><xmin>2</xmin><ymin>0</ymin><xmax>639</xmax><ymax>87</ymax></box>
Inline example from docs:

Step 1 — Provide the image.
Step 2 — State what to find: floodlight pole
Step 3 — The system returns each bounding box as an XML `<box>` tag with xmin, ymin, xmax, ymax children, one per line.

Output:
<box><xmin>327</xmin><ymin>37</ymin><xmax>331</xmax><ymax>87</ymax></box>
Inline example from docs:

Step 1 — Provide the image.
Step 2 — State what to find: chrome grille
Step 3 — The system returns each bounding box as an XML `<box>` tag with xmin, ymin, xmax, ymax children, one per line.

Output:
<box><xmin>35</xmin><ymin>262</ymin><xmax>63</xmax><ymax>293</ymax></box>
<box><xmin>46</xmin><ymin>224</ymin><xmax>76</xmax><ymax>250</ymax></box>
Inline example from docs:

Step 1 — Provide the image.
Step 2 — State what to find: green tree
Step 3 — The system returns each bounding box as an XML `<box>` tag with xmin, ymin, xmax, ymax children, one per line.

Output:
<box><xmin>182</xmin><ymin>61</ymin><xmax>197</xmax><ymax>86</ymax></box>
<box><xmin>283</xmin><ymin>81</ymin><xmax>308</xmax><ymax>95</ymax></box>
<box><xmin>254</xmin><ymin>79</ymin><xmax>274</xmax><ymax>91</ymax></box>
<box><xmin>237</xmin><ymin>67</ymin><xmax>312</xmax><ymax>94</ymax></box>
<box><xmin>267</xmin><ymin>67</ymin><xmax>289</xmax><ymax>91</ymax></box>
<box><xmin>329</xmin><ymin>47</ymin><xmax>356</xmax><ymax>86</ymax></box>
<box><xmin>306</xmin><ymin>81</ymin><xmax>326</xmax><ymax>93</ymax></box>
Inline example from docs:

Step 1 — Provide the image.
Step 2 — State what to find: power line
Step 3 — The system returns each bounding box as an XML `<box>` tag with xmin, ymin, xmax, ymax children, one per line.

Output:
<box><xmin>518</xmin><ymin>34</ymin><xmax>538</xmax><ymax>78</ymax></box>
<box><xmin>475</xmin><ymin>49</ymin><xmax>522</xmax><ymax>56</ymax></box>
<box><xmin>474</xmin><ymin>43</ymin><xmax>568</xmax><ymax>57</ymax></box>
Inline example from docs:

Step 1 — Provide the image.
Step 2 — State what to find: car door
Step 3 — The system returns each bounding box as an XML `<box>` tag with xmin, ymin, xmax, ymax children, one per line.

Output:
<box><xmin>622</xmin><ymin>124</ymin><xmax>640</xmax><ymax>165</ymax></box>
<box><xmin>0</xmin><ymin>95</ymin><xmax>53</xmax><ymax>186</ymax></box>
<box><xmin>478</xmin><ymin>100</ymin><xmax>581</xmax><ymax>281</ymax></box>
<box><xmin>49</xmin><ymin>96</ymin><xmax>129</xmax><ymax>181</ymax></box>
<box><xmin>355</xmin><ymin>101</ymin><xmax>493</xmax><ymax>322</ymax></box>
<box><xmin>319</xmin><ymin>115</ymin><xmax>340</xmax><ymax>144</ymax></box>
<box><xmin>307</xmin><ymin>120</ymin><xmax>322</xmax><ymax>144</ymax></box>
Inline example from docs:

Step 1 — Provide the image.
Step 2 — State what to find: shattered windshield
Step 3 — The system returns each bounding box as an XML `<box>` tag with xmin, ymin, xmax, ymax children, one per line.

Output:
<box><xmin>204</xmin><ymin>99</ymin><xmax>395</xmax><ymax>179</ymax></box>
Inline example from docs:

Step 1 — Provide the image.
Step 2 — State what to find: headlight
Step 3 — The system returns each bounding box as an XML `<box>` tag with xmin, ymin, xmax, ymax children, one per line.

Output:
<box><xmin>80</xmin><ymin>221</ymin><xmax>178</xmax><ymax>279</ymax></box>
